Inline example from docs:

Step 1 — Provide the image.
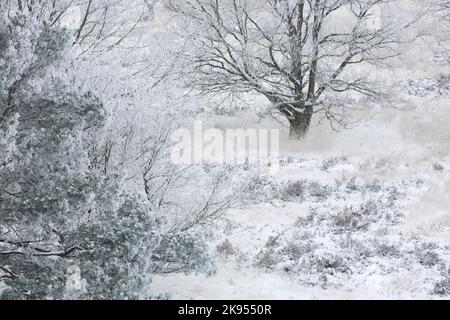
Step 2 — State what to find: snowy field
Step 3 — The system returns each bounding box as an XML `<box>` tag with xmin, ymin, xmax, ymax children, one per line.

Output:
<box><xmin>150</xmin><ymin>110</ymin><xmax>450</xmax><ymax>299</ymax></box>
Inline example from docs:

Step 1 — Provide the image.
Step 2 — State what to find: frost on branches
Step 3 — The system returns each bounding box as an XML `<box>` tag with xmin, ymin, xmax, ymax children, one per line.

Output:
<box><xmin>0</xmin><ymin>11</ymin><xmax>214</xmax><ymax>300</ymax></box>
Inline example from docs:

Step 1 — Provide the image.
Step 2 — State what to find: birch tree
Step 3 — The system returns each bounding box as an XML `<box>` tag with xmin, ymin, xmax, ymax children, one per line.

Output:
<box><xmin>170</xmin><ymin>0</ymin><xmax>402</xmax><ymax>138</ymax></box>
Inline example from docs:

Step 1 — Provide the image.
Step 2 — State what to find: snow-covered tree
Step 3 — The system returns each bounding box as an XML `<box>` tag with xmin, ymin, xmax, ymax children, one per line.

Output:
<box><xmin>0</xmin><ymin>8</ymin><xmax>216</xmax><ymax>299</ymax></box>
<box><xmin>169</xmin><ymin>0</ymin><xmax>404</xmax><ymax>138</ymax></box>
<box><xmin>0</xmin><ymin>0</ymin><xmax>157</xmax><ymax>52</ymax></box>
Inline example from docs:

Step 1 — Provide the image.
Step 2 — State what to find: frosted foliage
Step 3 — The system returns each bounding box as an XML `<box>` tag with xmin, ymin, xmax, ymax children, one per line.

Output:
<box><xmin>0</xmin><ymin>12</ymin><xmax>213</xmax><ymax>300</ymax></box>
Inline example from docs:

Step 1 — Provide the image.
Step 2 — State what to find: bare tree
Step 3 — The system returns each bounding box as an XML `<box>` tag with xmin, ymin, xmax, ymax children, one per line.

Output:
<box><xmin>169</xmin><ymin>0</ymin><xmax>403</xmax><ymax>138</ymax></box>
<box><xmin>0</xmin><ymin>0</ymin><xmax>69</xmax><ymax>22</ymax></box>
<box><xmin>0</xmin><ymin>0</ymin><xmax>157</xmax><ymax>52</ymax></box>
<box><xmin>70</xmin><ymin>0</ymin><xmax>155</xmax><ymax>50</ymax></box>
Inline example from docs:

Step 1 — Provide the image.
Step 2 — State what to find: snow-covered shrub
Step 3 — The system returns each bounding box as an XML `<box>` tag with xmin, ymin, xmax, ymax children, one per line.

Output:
<box><xmin>241</xmin><ymin>172</ymin><xmax>281</xmax><ymax>203</ymax></box>
<box><xmin>403</xmin><ymin>75</ymin><xmax>450</xmax><ymax>97</ymax></box>
<box><xmin>433</xmin><ymin>163</ymin><xmax>445</xmax><ymax>172</ymax></box>
<box><xmin>282</xmin><ymin>181</ymin><xmax>307</xmax><ymax>200</ymax></box>
<box><xmin>254</xmin><ymin>178</ymin><xmax>450</xmax><ymax>293</ymax></box>
<box><xmin>321</xmin><ymin>157</ymin><xmax>347</xmax><ymax>171</ymax></box>
<box><xmin>434</xmin><ymin>271</ymin><xmax>450</xmax><ymax>296</ymax></box>
<box><xmin>282</xmin><ymin>180</ymin><xmax>334</xmax><ymax>202</ymax></box>
<box><xmin>331</xmin><ymin>202</ymin><xmax>379</xmax><ymax>232</ymax></box>
<box><xmin>255</xmin><ymin>251</ymin><xmax>278</xmax><ymax>270</ymax></box>
<box><xmin>280</xmin><ymin>177</ymin><xmax>400</xmax><ymax>205</ymax></box>
<box><xmin>151</xmin><ymin>230</ymin><xmax>213</xmax><ymax>275</ymax></box>
<box><xmin>216</xmin><ymin>239</ymin><xmax>238</xmax><ymax>261</ymax></box>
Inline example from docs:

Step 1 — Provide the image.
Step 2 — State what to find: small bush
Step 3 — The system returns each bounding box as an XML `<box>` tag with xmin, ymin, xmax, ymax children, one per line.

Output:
<box><xmin>282</xmin><ymin>180</ymin><xmax>307</xmax><ymax>200</ymax></box>
<box><xmin>417</xmin><ymin>250</ymin><xmax>443</xmax><ymax>267</ymax></box>
<box><xmin>216</xmin><ymin>239</ymin><xmax>237</xmax><ymax>259</ymax></box>
<box><xmin>433</xmin><ymin>163</ymin><xmax>445</xmax><ymax>172</ymax></box>
<box><xmin>255</xmin><ymin>250</ymin><xmax>278</xmax><ymax>270</ymax></box>
<box><xmin>282</xmin><ymin>180</ymin><xmax>333</xmax><ymax>201</ymax></box>
<box><xmin>433</xmin><ymin>271</ymin><xmax>450</xmax><ymax>296</ymax></box>
<box><xmin>321</xmin><ymin>157</ymin><xmax>340</xmax><ymax>171</ymax></box>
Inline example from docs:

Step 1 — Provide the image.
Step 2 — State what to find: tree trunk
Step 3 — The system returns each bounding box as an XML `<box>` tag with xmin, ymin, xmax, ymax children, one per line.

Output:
<box><xmin>289</xmin><ymin>107</ymin><xmax>313</xmax><ymax>139</ymax></box>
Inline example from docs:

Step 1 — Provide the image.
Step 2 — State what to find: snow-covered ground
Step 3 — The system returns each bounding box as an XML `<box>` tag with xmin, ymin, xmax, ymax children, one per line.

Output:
<box><xmin>149</xmin><ymin>155</ymin><xmax>450</xmax><ymax>299</ymax></box>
